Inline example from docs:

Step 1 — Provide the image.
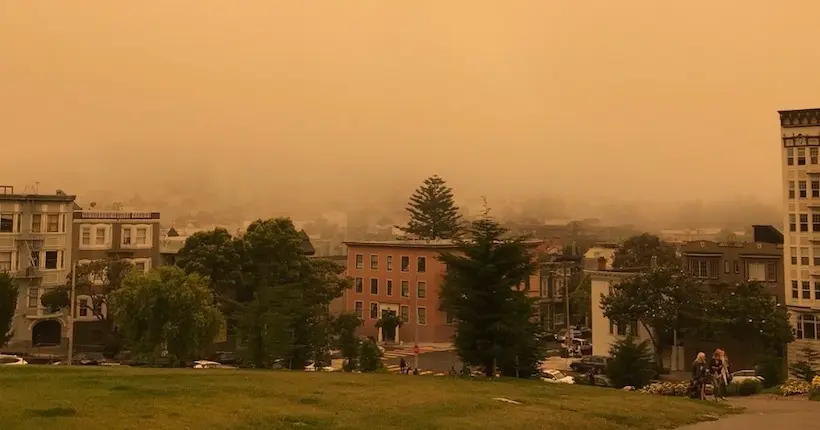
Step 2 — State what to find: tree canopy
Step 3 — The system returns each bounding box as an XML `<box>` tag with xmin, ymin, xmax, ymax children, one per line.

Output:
<box><xmin>398</xmin><ymin>175</ymin><xmax>463</xmax><ymax>240</ymax></box>
<box><xmin>110</xmin><ymin>266</ymin><xmax>224</xmax><ymax>366</ymax></box>
<box><xmin>612</xmin><ymin>233</ymin><xmax>679</xmax><ymax>269</ymax></box>
<box><xmin>0</xmin><ymin>273</ymin><xmax>18</xmax><ymax>346</ymax></box>
<box><xmin>175</xmin><ymin>228</ymin><xmax>247</xmax><ymax>309</ymax></box>
<box><xmin>438</xmin><ymin>211</ymin><xmax>542</xmax><ymax>377</ymax></box>
<box><xmin>68</xmin><ymin>259</ymin><xmax>135</xmax><ymax>319</ymax></box>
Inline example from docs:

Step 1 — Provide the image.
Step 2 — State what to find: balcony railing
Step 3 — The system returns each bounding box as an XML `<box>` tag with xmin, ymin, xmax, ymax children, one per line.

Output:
<box><xmin>74</xmin><ymin>211</ymin><xmax>160</xmax><ymax>220</ymax></box>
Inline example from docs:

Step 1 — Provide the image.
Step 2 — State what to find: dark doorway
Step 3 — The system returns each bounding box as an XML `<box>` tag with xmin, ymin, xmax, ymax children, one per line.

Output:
<box><xmin>32</xmin><ymin>320</ymin><xmax>62</xmax><ymax>346</ymax></box>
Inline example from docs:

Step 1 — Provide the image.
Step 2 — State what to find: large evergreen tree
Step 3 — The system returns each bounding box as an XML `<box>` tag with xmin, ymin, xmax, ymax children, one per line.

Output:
<box><xmin>398</xmin><ymin>175</ymin><xmax>462</xmax><ymax>240</ymax></box>
<box><xmin>438</xmin><ymin>209</ymin><xmax>543</xmax><ymax>377</ymax></box>
<box><xmin>0</xmin><ymin>273</ymin><xmax>18</xmax><ymax>347</ymax></box>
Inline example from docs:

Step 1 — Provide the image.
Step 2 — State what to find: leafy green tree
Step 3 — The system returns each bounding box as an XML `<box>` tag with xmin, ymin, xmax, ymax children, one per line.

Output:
<box><xmin>332</xmin><ymin>313</ymin><xmax>362</xmax><ymax>372</ymax></box>
<box><xmin>175</xmin><ymin>228</ymin><xmax>247</xmax><ymax>308</ymax></box>
<box><xmin>438</xmin><ymin>209</ymin><xmax>541</xmax><ymax>377</ymax></box>
<box><xmin>600</xmin><ymin>266</ymin><xmax>703</xmax><ymax>369</ymax></box>
<box><xmin>239</xmin><ymin>218</ymin><xmax>349</xmax><ymax>369</ymax></box>
<box><xmin>0</xmin><ymin>273</ymin><xmax>18</xmax><ymax>346</ymax></box>
<box><xmin>40</xmin><ymin>287</ymin><xmax>69</xmax><ymax>313</ymax></box>
<box><xmin>606</xmin><ymin>336</ymin><xmax>655</xmax><ymax>389</ymax></box>
<box><xmin>398</xmin><ymin>175</ymin><xmax>463</xmax><ymax>240</ymax></box>
<box><xmin>110</xmin><ymin>266</ymin><xmax>224</xmax><ymax>366</ymax></box>
<box><xmin>68</xmin><ymin>259</ymin><xmax>134</xmax><ymax>320</ymax></box>
<box><xmin>612</xmin><ymin>233</ymin><xmax>679</xmax><ymax>269</ymax></box>
<box><xmin>358</xmin><ymin>338</ymin><xmax>383</xmax><ymax>373</ymax></box>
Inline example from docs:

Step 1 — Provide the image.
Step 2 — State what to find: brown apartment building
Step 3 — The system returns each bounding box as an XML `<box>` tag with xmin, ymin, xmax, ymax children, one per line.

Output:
<box><xmin>679</xmin><ymin>225</ymin><xmax>784</xmax><ymax>369</ymax></box>
<box><xmin>342</xmin><ymin>240</ymin><xmax>541</xmax><ymax>345</ymax></box>
<box><xmin>71</xmin><ymin>210</ymin><xmax>161</xmax><ymax>346</ymax></box>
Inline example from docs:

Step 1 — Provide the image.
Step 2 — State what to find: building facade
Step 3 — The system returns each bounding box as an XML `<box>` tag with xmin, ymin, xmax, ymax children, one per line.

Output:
<box><xmin>0</xmin><ymin>186</ymin><xmax>76</xmax><ymax>353</ymax></box>
<box><xmin>780</xmin><ymin>108</ymin><xmax>820</xmax><ymax>362</ymax></box>
<box><xmin>343</xmin><ymin>240</ymin><xmax>541</xmax><ymax>345</ymax></box>
<box><xmin>72</xmin><ymin>210</ymin><xmax>161</xmax><ymax>276</ymax></box>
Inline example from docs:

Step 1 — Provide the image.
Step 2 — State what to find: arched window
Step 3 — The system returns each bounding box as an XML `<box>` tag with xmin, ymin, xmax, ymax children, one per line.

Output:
<box><xmin>798</xmin><ymin>315</ymin><xmax>817</xmax><ymax>340</ymax></box>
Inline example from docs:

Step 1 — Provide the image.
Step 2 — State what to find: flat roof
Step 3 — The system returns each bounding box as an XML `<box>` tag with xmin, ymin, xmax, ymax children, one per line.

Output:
<box><xmin>0</xmin><ymin>193</ymin><xmax>76</xmax><ymax>202</ymax></box>
<box><xmin>343</xmin><ymin>239</ymin><xmax>543</xmax><ymax>249</ymax></box>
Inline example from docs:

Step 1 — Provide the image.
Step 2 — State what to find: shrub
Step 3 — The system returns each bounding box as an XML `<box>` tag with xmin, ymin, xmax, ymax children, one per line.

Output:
<box><xmin>638</xmin><ymin>381</ymin><xmax>689</xmax><ymax>397</ymax></box>
<box><xmin>727</xmin><ymin>379</ymin><xmax>762</xmax><ymax>397</ymax></box>
<box><xmin>756</xmin><ymin>355</ymin><xmax>785</xmax><ymax>388</ymax></box>
<box><xmin>781</xmin><ymin>378</ymin><xmax>812</xmax><ymax>396</ymax></box>
<box><xmin>606</xmin><ymin>336</ymin><xmax>655</xmax><ymax>389</ymax></box>
<box><xmin>810</xmin><ymin>387</ymin><xmax>820</xmax><ymax>402</ymax></box>
<box><xmin>358</xmin><ymin>339</ymin><xmax>383</xmax><ymax>373</ymax></box>
<box><xmin>789</xmin><ymin>347</ymin><xmax>820</xmax><ymax>382</ymax></box>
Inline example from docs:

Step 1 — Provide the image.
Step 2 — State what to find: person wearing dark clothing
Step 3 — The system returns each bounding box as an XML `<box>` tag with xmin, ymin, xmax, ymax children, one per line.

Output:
<box><xmin>709</xmin><ymin>349</ymin><xmax>729</xmax><ymax>400</ymax></box>
<box><xmin>690</xmin><ymin>352</ymin><xmax>708</xmax><ymax>400</ymax></box>
<box><xmin>399</xmin><ymin>357</ymin><xmax>406</xmax><ymax>374</ymax></box>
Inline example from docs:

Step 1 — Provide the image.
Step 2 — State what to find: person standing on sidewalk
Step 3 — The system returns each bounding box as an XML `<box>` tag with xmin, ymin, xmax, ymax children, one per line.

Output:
<box><xmin>400</xmin><ymin>357</ymin><xmax>407</xmax><ymax>374</ymax></box>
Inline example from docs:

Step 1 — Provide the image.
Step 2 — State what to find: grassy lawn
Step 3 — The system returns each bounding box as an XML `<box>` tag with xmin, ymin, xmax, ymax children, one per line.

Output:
<box><xmin>0</xmin><ymin>367</ymin><xmax>733</xmax><ymax>430</ymax></box>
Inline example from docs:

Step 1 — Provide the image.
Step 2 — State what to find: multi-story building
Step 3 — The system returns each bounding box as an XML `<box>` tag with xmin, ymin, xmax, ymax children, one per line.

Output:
<box><xmin>0</xmin><ymin>186</ymin><xmax>76</xmax><ymax>353</ymax></box>
<box><xmin>780</xmin><ymin>108</ymin><xmax>820</xmax><ymax>362</ymax></box>
<box><xmin>342</xmin><ymin>239</ymin><xmax>541</xmax><ymax>345</ymax></box>
<box><xmin>537</xmin><ymin>255</ymin><xmax>584</xmax><ymax>331</ymax></box>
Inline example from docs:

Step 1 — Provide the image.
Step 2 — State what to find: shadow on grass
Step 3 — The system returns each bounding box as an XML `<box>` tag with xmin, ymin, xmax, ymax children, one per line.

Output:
<box><xmin>232</xmin><ymin>414</ymin><xmax>336</xmax><ymax>429</ymax></box>
<box><xmin>26</xmin><ymin>406</ymin><xmax>77</xmax><ymax>418</ymax></box>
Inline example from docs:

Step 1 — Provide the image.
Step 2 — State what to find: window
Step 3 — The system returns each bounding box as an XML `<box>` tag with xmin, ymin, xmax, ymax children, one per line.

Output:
<box><xmin>417</xmin><ymin>257</ymin><xmax>426</xmax><ymax>273</ymax></box>
<box><xmin>766</xmin><ymin>262</ymin><xmax>777</xmax><ymax>281</ymax></box>
<box><xmin>135</xmin><ymin>227</ymin><xmax>147</xmax><ymax>245</ymax></box>
<box><xmin>790</xmin><ymin>214</ymin><xmax>797</xmax><ymax>232</ymax></box>
<box><xmin>801</xmin><ymin>214</ymin><xmax>809</xmax><ymax>232</ymax></box>
<box><xmin>788</xmin><ymin>148</ymin><xmax>795</xmax><ymax>165</ymax></box>
<box><xmin>798</xmin><ymin>315</ymin><xmax>817</xmax><ymax>340</ymax></box>
<box><xmin>0</xmin><ymin>252</ymin><xmax>11</xmax><ymax>272</ymax></box>
<box><xmin>370</xmin><ymin>278</ymin><xmax>379</xmax><ymax>295</ymax></box>
<box><xmin>134</xmin><ymin>261</ymin><xmax>147</xmax><ymax>272</ymax></box>
<box><xmin>400</xmin><ymin>305</ymin><xmax>409</xmax><ymax>323</ymax></box>
<box><xmin>789</xmin><ymin>181</ymin><xmax>796</xmax><ymax>199</ymax></box>
<box><xmin>400</xmin><ymin>256</ymin><xmax>410</xmax><ymax>272</ymax></box>
<box><xmin>813</xmin><ymin>147</ymin><xmax>819</xmax><ymax>164</ymax></box>
<box><xmin>79</xmin><ymin>299</ymin><xmax>89</xmax><ymax>317</ymax></box>
<box><xmin>44</xmin><ymin>251</ymin><xmax>58</xmax><ymax>269</ymax></box>
<box><xmin>616</xmin><ymin>322</ymin><xmax>627</xmax><ymax>336</ymax></box>
<box><xmin>791</xmin><ymin>247</ymin><xmax>798</xmax><ymax>265</ymax></box>
<box><xmin>28</xmin><ymin>287</ymin><xmax>39</xmax><ymax>308</ymax></box>
<box><xmin>386</xmin><ymin>255</ymin><xmax>393</xmax><ymax>271</ymax></box>
<box><xmin>630</xmin><ymin>321</ymin><xmax>639</xmax><ymax>335</ymax></box>
<box><xmin>815</xmin><ymin>282</ymin><xmax>820</xmax><ymax>300</ymax></box>
<box><xmin>354</xmin><ymin>301</ymin><xmax>363</xmax><ymax>319</ymax></box>
<box><xmin>747</xmin><ymin>262</ymin><xmax>766</xmax><ymax>281</ymax></box>
<box><xmin>0</xmin><ymin>213</ymin><xmax>13</xmax><ymax>233</ymax></box>
<box><xmin>46</xmin><ymin>214</ymin><xmax>59</xmax><ymax>232</ymax></box>
<box><xmin>354</xmin><ymin>278</ymin><xmax>363</xmax><ymax>293</ymax></box>
<box><xmin>95</xmin><ymin>227</ymin><xmax>106</xmax><ymax>246</ymax></box>
<box><xmin>815</xmin><ymin>215</ymin><xmax>820</xmax><ymax>233</ymax></box>
<box><xmin>386</xmin><ymin>280</ymin><xmax>393</xmax><ymax>296</ymax></box>
<box><xmin>734</xmin><ymin>260</ymin><xmax>740</xmax><ymax>274</ymax></box>
<box><xmin>799</xmin><ymin>148</ymin><xmax>807</xmax><ymax>165</ymax></box>
<box><xmin>802</xmin><ymin>247</ymin><xmax>811</xmax><ymax>265</ymax></box>
<box><xmin>609</xmin><ymin>318</ymin><xmax>614</xmax><ymax>334</ymax></box>
<box><xmin>31</xmin><ymin>214</ymin><xmax>41</xmax><ymax>233</ymax></box>
<box><xmin>122</xmin><ymin>228</ymin><xmax>132</xmax><ymax>245</ymax></box>
<box><xmin>690</xmin><ymin>259</ymin><xmax>717</xmax><ymax>279</ymax></box>
<box><xmin>793</xmin><ymin>280</ymin><xmax>799</xmax><ymax>299</ymax></box>
<box><xmin>417</xmin><ymin>281</ymin><xmax>427</xmax><ymax>298</ymax></box>
<box><xmin>446</xmin><ymin>312</ymin><xmax>454</xmax><ymax>324</ymax></box>
<box><xmin>81</xmin><ymin>227</ymin><xmax>91</xmax><ymax>246</ymax></box>
<box><xmin>369</xmin><ymin>302</ymin><xmax>379</xmax><ymax>319</ymax></box>
<box><xmin>370</xmin><ymin>254</ymin><xmax>378</xmax><ymax>270</ymax></box>
<box><xmin>800</xmin><ymin>181</ymin><xmax>808</xmax><ymax>198</ymax></box>
<box><xmin>417</xmin><ymin>307</ymin><xmax>427</xmax><ymax>325</ymax></box>
<box><xmin>723</xmin><ymin>260</ymin><xmax>730</xmax><ymax>274</ymax></box>
<box><xmin>813</xmin><ymin>181</ymin><xmax>820</xmax><ymax>199</ymax></box>
<box><xmin>401</xmin><ymin>280</ymin><xmax>409</xmax><ymax>297</ymax></box>
<box><xmin>355</xmin><ymin>254</ymin><xmax>363</xmax><ymax>269</ymax></box>
<box><xmin>804</xmin><ymin>281</ymin><xmax>812</xmax><ymax>299</ymax></box>
<box><xmin>30</xmin><ymin>251</ymin><xmax>40</xmax><ymax>268</ymax></box>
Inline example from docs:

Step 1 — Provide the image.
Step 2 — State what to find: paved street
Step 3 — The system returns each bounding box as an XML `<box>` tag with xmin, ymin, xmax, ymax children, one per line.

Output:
<box><xmin>678</xmin><ymin>397</ymin><xmax>820</xmax><ymax>430</ymax></box>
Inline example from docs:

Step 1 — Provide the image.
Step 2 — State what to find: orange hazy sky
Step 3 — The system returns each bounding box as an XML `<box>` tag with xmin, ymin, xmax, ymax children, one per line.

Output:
<box><xmin>0</xmin><ymin>1</ymin><xmax>816</xmax><ymax>207</ymax></box>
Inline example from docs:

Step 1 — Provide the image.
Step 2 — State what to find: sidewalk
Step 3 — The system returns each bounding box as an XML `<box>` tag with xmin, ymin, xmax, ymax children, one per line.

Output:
<box><xmin>676</xmin><ymin>397</ymin><xmax>820</xmax><ymax>430</ymax></box>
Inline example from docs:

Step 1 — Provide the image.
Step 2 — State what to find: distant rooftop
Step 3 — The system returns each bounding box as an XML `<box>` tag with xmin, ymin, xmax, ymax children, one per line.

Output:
<box><xmin>0</xmin><ymin>185</ymin><xmax>76</xmax><ymax>202</ymax></box>
<box><xmin>343</xmin><ymin>239</ymin><xmax>544</xmax><ymax>249</ymax></box>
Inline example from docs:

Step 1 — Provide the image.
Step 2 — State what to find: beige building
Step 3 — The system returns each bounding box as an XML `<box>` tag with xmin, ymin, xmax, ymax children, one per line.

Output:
<box><xmin>0</xmin><ymin>186</ymin><xmax>76</xmax><ymax>353</ymax></box>
<box><xmin>779</xmin><ymin>108</ymin><xmax>820</xmax><ymax>362</ymax></box>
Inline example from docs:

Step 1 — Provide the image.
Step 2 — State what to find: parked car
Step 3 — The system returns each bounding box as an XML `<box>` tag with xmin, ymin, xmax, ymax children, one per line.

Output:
<box><xmin>0</xmin><ymin>354</ymin><xmax>27</xmax><ymax>365</ymax></box>
<box><xmin>569</xmin><ymin>356</ymin><xmax>608</xmax><ymax>374</ymax></box>
<box><xmin>731</xmin><ymin>369</ymin><xmax>764</xmax><ymax>384</ymax></box>
<box><xmin>305</xmin><ymin>361</ymin><xmax>337</xmax><ymax>372</ymax></box>
<box><xmin>556</xmin><ymin>329</ymin><xmax>582</xmax><ymax>342</ymax></box>
<box><xmin>192</xmin><ymin>360</ymin><xmax>236</xmax><ymax>369</ymax></box>
<box><xmin>541</xmin><ymin>369</ymin><xmax>575</xmax><ymax>384</ymax></box>
<box><xmin>53</xmin><ymin>352</ymin><xmax>120</xmax><ymax>366</ymax></box>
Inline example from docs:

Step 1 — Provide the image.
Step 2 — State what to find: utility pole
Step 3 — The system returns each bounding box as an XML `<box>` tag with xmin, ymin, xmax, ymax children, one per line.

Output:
<box><xmin>67</xmin><ymin>261</ymin><xmax>76</xmax><ymax>366</ymax></box>
<box><xmin>413</xmin><ymin>270</ymin><xmax>419</xmax><ymax>371</ymax></box>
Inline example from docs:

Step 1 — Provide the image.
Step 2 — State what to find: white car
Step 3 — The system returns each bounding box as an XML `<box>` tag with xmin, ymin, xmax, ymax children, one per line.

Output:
<box><xmin>730</xmin><ymin>370</ymin><xmax>764</xmax><ymax>384</ymax></box>
<box><xmin>305</xmin><ymin>362</ymin><xmax>336</xmax><ymax>372</ymax></box>
<box><xmin>0</xmin><ymin>354</ymin><xmax>28</xmax><ymax>365</ymax></box>
<box><xmin>541</xmin><ymin>369</ymin><xmax>575</xmax><ymax>384</ymax></box>
<box><xmin>192</xmin><ymin>360</ymin><xmax>235</xmax><ymax>369</ymax></box>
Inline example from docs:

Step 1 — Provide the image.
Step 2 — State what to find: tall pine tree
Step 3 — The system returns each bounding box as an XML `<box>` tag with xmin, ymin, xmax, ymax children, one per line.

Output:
<box><xmin>398</xmin><ymin>175</ymin><xmax>462</xmax><ymax>239</ymax></box>
<box><xmin>438</xmin><ymin>208</ymin><xmax>543</xmax><ymax>377</ymax></box>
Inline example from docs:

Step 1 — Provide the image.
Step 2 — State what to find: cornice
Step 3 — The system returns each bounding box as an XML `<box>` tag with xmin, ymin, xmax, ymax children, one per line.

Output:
<box><xmin>780</xmin><ymin>109</ymin><xmax>820</xmax><ymax>128</ymax></box>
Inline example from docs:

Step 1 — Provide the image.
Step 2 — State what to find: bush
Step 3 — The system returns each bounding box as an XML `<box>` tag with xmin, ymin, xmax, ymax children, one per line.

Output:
<box><xmin>756</xmin><ymin>355</ymin><xmax>785</xmax><ymax>388</ymax></box>
<box><xmin>638</xmin><ymin>381</ymin><xmax>689</xmax><ymax>397</ymax></box>
<box><xmin>781</xmin><ymin>378</ymin><xmax>812</xmax><ymax>396</ymax></box>
<box><xmin>727</xmin><ymin>379</ymin><xmax>762</xmax><ymax>397</ymax></box>
<box><xmin>810</xmin><ymin>386</ymin><xmax>820</xmax><ymax>402</ymax></box>
<box><xmin>606</xmin><ymin>336</ymin><xmax>655</xmax><ymax>389</ymax></box>
<box><xmin>358</xmin><ymin>339</ymin><xmax>383</xmax><ymax>373</ymax></box>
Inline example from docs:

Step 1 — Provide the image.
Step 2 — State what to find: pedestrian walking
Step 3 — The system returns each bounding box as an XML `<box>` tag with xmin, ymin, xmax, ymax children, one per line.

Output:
<box><xmin>690</xmin><ymin>352</ymin><xmax>708</xmax><ymax>400</ymax></box>
<box><xmin>399</xmin><ymin>357</ymin><xmax>406</xmax><ymax>374</ymax></box>
<box><xmin>709</xmin><ymin>349</ymin><xmax>727</xmax><ymax>401</ymax></box>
